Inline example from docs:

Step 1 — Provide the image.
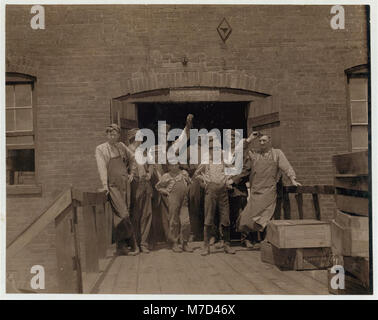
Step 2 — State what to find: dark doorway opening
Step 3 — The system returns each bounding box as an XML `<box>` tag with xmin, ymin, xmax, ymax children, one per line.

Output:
<box><xmin>137</xmin><ymin>101</ymin><xmax>249</xmax><ymax>144</ymax></box>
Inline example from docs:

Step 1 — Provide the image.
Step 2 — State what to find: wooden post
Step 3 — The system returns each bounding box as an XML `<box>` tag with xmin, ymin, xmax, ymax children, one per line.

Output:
<box><xmin>274</xmin><ymin>178</ymin><xmax>283</xmax><ymax>220</ymax></box>
<box><xmin>312</xmin><ymin>193</ymin><xmax>321</xmax><ymax>220</ymax></box>
<box><xmin>295</xmin><ymin>193</ymin><xmax>304</xmax><ymax>220</ymax></box>
<box><xmin>71</xmin><ymin>206</ymin><xmax>83</xmax><ymax>293</ymax></box>
<box><xmin>105</xmin><ymin>201</ymin><xmax>113</xmax><ymax>246</ymax></box>
<box><xmin>282</xmin><ymin>190</ymin><xmax>291</xmax><ymax>220</ymax></box>
<box><xmin>95</xmin><ymin>204</ymin><xmax>108</xmax><ymax>259</ymax></box>
<box><xmin>55</xmin><ymin>205</ymin><xmax>77</xmax><ymax>293</ymax></box>
<box><xmin>82</xmin><ymin>205</ymin><xmax>100</xmax><ymax>273</ymax></box>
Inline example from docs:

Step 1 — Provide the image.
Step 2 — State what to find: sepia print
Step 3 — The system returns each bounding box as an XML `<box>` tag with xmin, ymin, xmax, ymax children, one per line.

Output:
<box><xmin>3</xmin><ymin>2</ymin><xmax>372</xmax><ymax>296</ymax></box>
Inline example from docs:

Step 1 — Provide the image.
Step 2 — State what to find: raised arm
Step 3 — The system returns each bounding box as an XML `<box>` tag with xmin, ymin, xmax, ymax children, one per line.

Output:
<box><xmin>171</xmin><ymin>114</ymin><xmax>194</xmax><ymax>149</ymax></box>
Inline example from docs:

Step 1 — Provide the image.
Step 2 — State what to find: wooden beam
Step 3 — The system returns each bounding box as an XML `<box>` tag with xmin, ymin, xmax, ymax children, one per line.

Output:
<box><xmin>249</xmin><ymin>112</ymin><xmax>279</xmax><ymax>127</ymax></box>
<box><xmin>333</xmin><ymin>151</ymin><xmax>368</xmax><ymax>175</ymax></box>
<box><xmin>82</xmin><ymin>206</ymin><xmax>99</xmax><ymax>273</ymax></box>
<box><xmin>6</xmin><ymin>131</ymin><xmax>34</xmax><ymax>137</ymax></box>
<box><xmin>72</xmin><ymin>189</ymin><xmax>107</xmax><ymax>207</ymax></box>
<box><xmin>312</xmin><ymin>194</ymin><xmax>321</xmax><ymax>221</ymax></box>
<box><xmin>283</xmin><ymin>185</ymin><xmax>335</xmax><ymax>194</ymax></box>
<box><xmin>72</xmin><ymin>206</ymin><xmax>83</xmax><ymax>293</ymax></box>
<box><xmin>295</xmin><ymin>193</ymin><xmax>304</xmax><ymax>220</ymax></box>
<box><xmin>282</xmin><ymin>192</ymin><xmax>291</xmax><ymax>220</ymax></box>
<box><xmin>120</xmin><ymin>118</ymin><xmax>138</xmax><ymax>129</ymax></box>
<box><xmin>335</xmin><ymin>194</ymin><xmax>369</xmax><ymax>217</ymax></box>
<box><xmin>7</xmin><ymin>189</ymin><xmax>72</xmax><ymax>258</ymax></box>
<box><xmin>55</xmin><ymin>205</ymin><xmax>77</xmax><ymax>293</ymax></box>
<box><xmin>96</xmin><ymin>204</ymin><xmax>108</xmax><ymax>259</ymax></box>
<box><xmin>7</xmin><ymin>184</ymin><xmax>42</xmax><ymax>196</ymax></box>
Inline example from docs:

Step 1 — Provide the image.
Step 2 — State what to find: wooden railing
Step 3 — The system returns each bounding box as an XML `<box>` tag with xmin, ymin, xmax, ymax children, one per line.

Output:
<box><xmin>275</xmin><ymin>182</ymin><xmax>335</xmax><ymax>221</ymax></box>
<box><xmin>7</xmin><ymin>188</ymin><xmax>114</xmax><ymax>293</ymax></box>
<box><xmin>7</xmin><ymin>182</ymin><xmax>340</xmax><ymax>292</ymax></box>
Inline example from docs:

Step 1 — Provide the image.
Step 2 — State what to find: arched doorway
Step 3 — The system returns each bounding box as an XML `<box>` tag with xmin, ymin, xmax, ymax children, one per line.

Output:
<box><xmin>110</xmin><ymin>86</ymin><xmax>280</xmax><ymax>147</ymax></box>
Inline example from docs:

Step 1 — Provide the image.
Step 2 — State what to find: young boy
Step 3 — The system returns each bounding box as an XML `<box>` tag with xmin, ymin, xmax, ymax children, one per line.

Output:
<box><xmin>194</xmin><ymin>135</ymin><xmax>236</xmax><ymax>256</ymax></box>
<box><xmin>155</xmin><ymin>158</ymin><xmax>193</xmax><ymax>253</ymax></box>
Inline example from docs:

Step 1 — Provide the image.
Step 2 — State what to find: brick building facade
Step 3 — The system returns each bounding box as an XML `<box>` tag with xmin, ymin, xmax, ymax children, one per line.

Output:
<box><xmin>5</xmin><ymin>5</ymin><xmax>369</xmax><ymax>292</ymax></box>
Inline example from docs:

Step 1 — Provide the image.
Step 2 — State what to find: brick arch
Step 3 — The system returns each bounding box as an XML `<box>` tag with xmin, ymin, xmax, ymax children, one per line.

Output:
<box><xmin>6</xmin><ymin>55</ymin><xmax>41</xmax><ymax>78</ymax></box>
<box><xmin>123</xmin><ymin>71</ymin><xmax>275</xmax><ymax>96</ymax></box>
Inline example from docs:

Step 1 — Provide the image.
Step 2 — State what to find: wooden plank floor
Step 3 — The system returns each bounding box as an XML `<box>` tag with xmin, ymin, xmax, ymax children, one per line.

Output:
<box><xmin>96</xmin><ymin>243</ymin><xmax>330</xmax><ymax>295</ymax></box>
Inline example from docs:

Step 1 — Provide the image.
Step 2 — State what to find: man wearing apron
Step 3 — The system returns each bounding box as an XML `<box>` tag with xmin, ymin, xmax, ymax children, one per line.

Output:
<box><xmin>231</xmin><ymin>133</ymin><xmax>301</xmax><ymax>247</ymax></box>
<box><xmin>95</xmin><ymin>124</ymin><xmax>139</xmax><ymax>256</ymax></box>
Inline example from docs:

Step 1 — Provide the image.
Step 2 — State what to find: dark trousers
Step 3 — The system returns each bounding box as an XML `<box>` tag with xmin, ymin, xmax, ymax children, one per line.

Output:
<box><xmin>132</xmin><ymin>180</ymin><xmax>152</xmax><ymax>248</ymax></box>
<box><xmin>204</xmin><ymin>183</ymin><xmax>230</xmax><ymax>227</ymax></box>
<box><xmin>188</xmin><ymin>179</ymin><xmax>204</xmax><ymax>241</ymax></box>
<box><xmin>229</xmin><ymin>195</ymin><xmax>247</xmax><ymax>240</ymax></box>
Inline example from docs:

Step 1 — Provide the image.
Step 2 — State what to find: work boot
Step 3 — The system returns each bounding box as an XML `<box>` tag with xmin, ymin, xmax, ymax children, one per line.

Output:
<box><xmin>200</xmin><ymin>226</ymin><xmax>211</xmax><ymax>256</ymax></box>
<box><xmin>116</xmin><ymin>247</ymin><xmax>129</xmax><ymax>256</ymax></box>
<box><xmin>182</xmin><ymin>241</ymin><xmax>194</xmax><ymax>253</ymax></box>
<box><xmin>243</xmin><ymin>239</ymin><xmax>254</xmax><ymax>249</ymax></box>
<box><xmin>140</xmin><ymin>246</ymin><xmax>150</xmax><ymax>254</ymax></box>
<box><xmin>128</xmin><ymin>234</ymin><xmax>140</xmax><ymax>256</ymax></box>
<box><xmin>116</xmin><ymin>241</ymin><xmax>129</xmax><ymax>256</ymax></box>
<box><xmin>222</xmin><ymin>226</ymin><xmax>236</xmax><ymax>254</ymax></box>
<box><xmin>214</xmin><ymin>240</ymin><xmax>225</xmax><ymax>249</ymax></box>
<box><xmin>172</xmin><ymin>243</ymin><xmax>183</xmax><ymax>253</ymax></box>
<box><xmin>224</xmin><ymin>243</ymin><xmax>236</xmax><ymax>254</ymax></box>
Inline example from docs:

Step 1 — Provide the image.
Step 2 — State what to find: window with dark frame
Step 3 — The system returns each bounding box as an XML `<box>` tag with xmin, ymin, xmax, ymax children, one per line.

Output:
<box><xmin>345</xmin><ymin>65</ymin><xmax>369</xmax><ymax>152</ymax></box>
<box><xmin>6</xmin><ymin>73</ymin><xmax>36</xmax><ymax>186</ymax></box>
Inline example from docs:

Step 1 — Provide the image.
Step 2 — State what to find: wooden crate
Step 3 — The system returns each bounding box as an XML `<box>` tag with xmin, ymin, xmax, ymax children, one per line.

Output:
<box><xmin>261</xmin><ymin>241</ymin><xmax>332</xmax><ymax>271</ymax></box>
<box><xmin>266</xmin><ymin>219</ymin><xmax>331</xmax><ymax>249</ymax></box>
<box><xmin>332</xmin><ymin>151</ymin><xmax>368</xmax><ymax>175</ymax></box>
<box><xmin>331</xmin><ymin>220</ymin><xmax>369</xmax><ymax>258</ymax></box>
<box><xmin>335</xmin><ymin>210</ymin><xmax>369</xmax><ymax>230</ymax></box>
<box><xmin>328</xmin><ymin>269</ymin><xmax>370</xmax><ymax>295</ymax></box>
<box><xmin>334</xmin><ymin>174</ymin><xmax>369</xmax><ymax>192</ymax></box>
<box><xmin>334</xmin><ymin>193</ymin><xmax>369</xmax><ymax>217</ymax></box>
<box><xmin>343</xmin><ymin>256</ymin><xmax>370</xmax><ymax>289</ymax></box>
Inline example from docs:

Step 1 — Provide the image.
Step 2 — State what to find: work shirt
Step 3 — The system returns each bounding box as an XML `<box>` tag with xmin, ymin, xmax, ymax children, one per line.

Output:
<box><xmin>194</xmin><ymin>162</ymin><xmax>228</xmax><ymax>185</ymax></box>
<box><xmin>95</xmin><ymin>142</ymin><xmax>135</xmax><ymax>188</ymax></box>
<box><xmin>155</xmin><ymin>170</ymin><xmax>191</xmax><ymax>195</ymax></box>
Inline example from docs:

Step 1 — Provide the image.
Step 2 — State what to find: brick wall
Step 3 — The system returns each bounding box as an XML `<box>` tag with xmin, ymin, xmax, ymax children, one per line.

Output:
<box><xmin>6</xmin><ymin>5</ymin><xmax>368</xmax><ymax>292</ymax></box>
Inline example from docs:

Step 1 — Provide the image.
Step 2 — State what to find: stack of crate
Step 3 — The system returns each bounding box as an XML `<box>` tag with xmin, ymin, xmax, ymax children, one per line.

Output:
<box><xmin>262</xmin><ymin>219</ymin><xmax>333</xmax><ymax>271</ymax></box>
<box><xmin>329</xmin><ymin>150</ymin><xmax>370</xmax><ymax>294</ymax></box>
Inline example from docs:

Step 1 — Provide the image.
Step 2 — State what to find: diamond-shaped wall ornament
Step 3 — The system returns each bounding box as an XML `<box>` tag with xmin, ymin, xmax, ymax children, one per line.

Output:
<box><xmin>217</xmin><ymin>18</ymin><xmax>232</xmax><ymax>43</ymax></box>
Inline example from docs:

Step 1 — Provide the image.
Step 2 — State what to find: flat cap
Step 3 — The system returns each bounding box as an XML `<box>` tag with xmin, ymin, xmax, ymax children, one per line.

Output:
<box><xmin>106</xmin><ymin>123</ymin><xmax>121</xmax><ymax>133</ymax></box>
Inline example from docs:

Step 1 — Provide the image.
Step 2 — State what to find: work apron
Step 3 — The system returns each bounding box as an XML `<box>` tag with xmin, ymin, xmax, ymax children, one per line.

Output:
<box><xmin>107</xmin><ymin>154</ymin><xmax>134</xmax><ymax>243</ymax></box>
<box><xmin>237</xmin><ymin>153</ymin><xmax>277</xmax><ymax>233</ymax></box>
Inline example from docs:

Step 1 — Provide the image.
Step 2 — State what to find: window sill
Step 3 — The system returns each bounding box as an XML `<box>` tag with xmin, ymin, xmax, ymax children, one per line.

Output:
<box><xmin>7</xmin><ymin>184</ymin><xmax>42</xmax><ymax>196</ymax></box>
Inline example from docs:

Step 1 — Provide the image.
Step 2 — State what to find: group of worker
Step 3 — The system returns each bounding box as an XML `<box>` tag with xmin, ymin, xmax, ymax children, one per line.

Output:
<box><xmin>95</xmin><ymin>114</ymin><xmax>301</xmax><ymax>256</ymax></box>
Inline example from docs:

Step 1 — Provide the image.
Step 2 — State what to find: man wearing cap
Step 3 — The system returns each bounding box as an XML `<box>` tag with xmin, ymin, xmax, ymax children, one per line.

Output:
<box><xmin>127</xmin><ymin>128</ymin><xmax>154</xmax><ymax>254</ymax></box>
<box><xmin>231</xmin><ymin>133</ymin><xmax>301</xmax><ymax>247</ymax></box>
<box><xmin>95</xmin><ymin>124</ymin><xmax>139</xmax><ymax>256</ymax></box>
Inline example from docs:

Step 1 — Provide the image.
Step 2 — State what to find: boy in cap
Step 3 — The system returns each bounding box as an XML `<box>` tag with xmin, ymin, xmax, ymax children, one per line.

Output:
<box><xmin>155</xmin><ymin>153</ymin><xmax>193</xmax><ymax>253</ymax></box>
<box><xmin>194</xmin><ymin>134</ymin><xmax>236</xmax><ymax>256</ymax></box>
<box><xmin>95</xmin><ymin>124</ymin><xmax>139</xmax><ymax>256</ymax></box>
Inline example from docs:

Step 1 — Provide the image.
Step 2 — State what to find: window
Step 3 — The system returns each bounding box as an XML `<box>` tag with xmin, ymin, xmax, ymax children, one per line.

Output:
<box><xmin>6</xmin><ymin>73</ymin><xmax>37</xmax><ymax>187</ymax></box>
<box><xmin>345</xmin><ymin>65</ymin><xmax>369</xmax><ymax>151</ymax></box>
